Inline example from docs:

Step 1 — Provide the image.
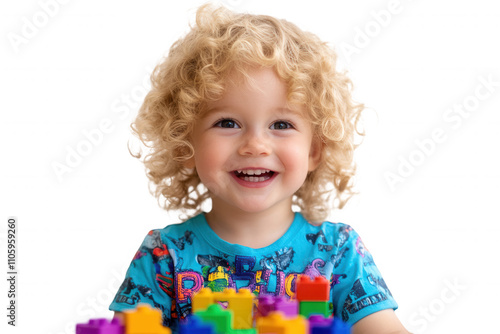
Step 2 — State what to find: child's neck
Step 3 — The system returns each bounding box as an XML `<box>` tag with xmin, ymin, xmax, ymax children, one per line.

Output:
<box><xmin>205</xmin><ymin>201</ymin><xmax>295</xmax><ymax>249</ymax></box>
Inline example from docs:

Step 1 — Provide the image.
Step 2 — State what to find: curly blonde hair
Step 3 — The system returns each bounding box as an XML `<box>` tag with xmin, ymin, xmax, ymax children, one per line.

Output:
<box><xmin>132</xmin><ymin>4</ymin><xmax>364</xmax><ymax>223</ymax></box>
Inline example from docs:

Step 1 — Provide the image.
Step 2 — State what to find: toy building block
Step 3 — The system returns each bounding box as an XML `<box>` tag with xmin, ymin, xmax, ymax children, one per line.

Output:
<box><xmin>257</xmin><ymin>295</ymin><xmax>275</xmax><ymax>317</ymax></box>
<box><xmin>123</xmin><ymin>304</ymin><xmax>171</xmax><ymax>334</ymax></box>
<box><xmin>330</xmin><ymin>318</ymin><xmax>351</xmax><ymax>334</ymax></box>
<box><xmin>232</xmin><ymin>329</ymin><xmax>257</xmax><ymax>334</ymax></box>
<box><xmin>192</xmin><ymin>288</ymin><xmax>254</xmax><ymax>329</ymax></box>
<box><xmin>256</xmin><ymin>311</ymin><xmax>308</xmax><ymax>334</ymax></box>
<box><xmin>192</xmin><ymin>288</ymin><xmax>216</xmax><ymax>312</ymax></box>
<box><xmin>76</xmin><ymin>318</ymin><xmax>124</xmax><ymax>334</ymax></box>
<box><xmin>295</xmin><ymin>276</ymin><xmax>330</xmax><ymax>302</ymax></box>
<box><xmin>308</xmin><ymin>315</ymin><xmax>351</xmax><ymax>334</ymax></box>
<box><xmin>180</xmin><ymin>315</ymin><xmax>215</xmax><ymax>334</ymax></box>
<box><xmin>299</xmin><ymin>301</ymin><xmax>329</xmax><ymax>318</ymax></box>
<box><xmin>218</xmin><ymin>288</ymin><xmax>254</xmax><ymax>329</ymax></box>
<box><xmin>194</xmin><ymin>304</ymin><xmax>233</xmax><ymax>334</ymax></box>
<box><xmin>257</xmin><ymin>295</ymin><xmax>298</xmax><ymax>317</ymax></box>
<box><xmin>309</xmin><ymin>314</ymin><xmax>333</xmax><ymax>334</ymax></box>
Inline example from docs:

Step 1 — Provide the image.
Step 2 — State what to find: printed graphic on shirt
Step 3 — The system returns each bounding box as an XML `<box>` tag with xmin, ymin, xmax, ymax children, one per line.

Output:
<box><xmin>110</xmin><ymin>214</ymin><xmax>397</xmax><ymax>328</ymax></box>
<box><xmin>341</xmin><ymin>278</ymin><xmax>391</xmax><ymax>322</ymax></box>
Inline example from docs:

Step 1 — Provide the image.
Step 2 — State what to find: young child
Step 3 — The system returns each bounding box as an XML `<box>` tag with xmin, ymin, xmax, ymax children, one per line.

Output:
<box><xmin>110</xmin><ymin>4</ymin><xmax>409</xmax><ymax>334</ymax></box>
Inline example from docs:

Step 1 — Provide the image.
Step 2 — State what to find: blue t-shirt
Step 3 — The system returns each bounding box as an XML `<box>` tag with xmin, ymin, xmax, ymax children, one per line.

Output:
<box><xmin>109</xmin><ymin>212</ymin><xmax>397</xmax><ymax>332</ymax></box>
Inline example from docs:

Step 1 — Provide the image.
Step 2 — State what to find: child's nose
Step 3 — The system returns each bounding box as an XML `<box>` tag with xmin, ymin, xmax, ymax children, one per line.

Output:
<box><xmin>238</xmin><ymin>131</ymin><xmax>271</xmax><ymax>156</ymax></box>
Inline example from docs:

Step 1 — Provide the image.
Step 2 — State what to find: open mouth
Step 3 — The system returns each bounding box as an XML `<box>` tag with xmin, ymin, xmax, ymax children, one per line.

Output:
<box><xmin>233</xmin><ymin>169</ymin><xmax>276</xmax><ymax>182</ymax></box>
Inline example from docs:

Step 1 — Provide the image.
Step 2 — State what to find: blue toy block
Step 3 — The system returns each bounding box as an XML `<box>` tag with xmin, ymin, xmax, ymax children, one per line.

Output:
<box><xmin>76</xmin><ymin>318</ymin><xmax>124</xmax><ymax>334</ymax></box>
<box><xmin>180</xmin><ymin>315</ymin><xmax>215</xmax><ymax>334</ymax></box>
<box><xmin>331</xmin><ymin>318</ymin><xmax>351</xmax><ymax>334</ymax></box>
<box><xmin>308</xmin><ymin>314</ymin><xmax>351</xmax><ymax>334</ymax></box>
<box><xmin>309</xmin><ymin>314</ymin><xmax>332</xmax><ymax>333</ymax></box>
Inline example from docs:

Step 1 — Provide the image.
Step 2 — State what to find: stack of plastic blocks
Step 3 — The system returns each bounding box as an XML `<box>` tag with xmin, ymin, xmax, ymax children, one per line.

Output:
<box><xmin>191</xmin><ymin>287</ymin><xmax>256</xmax><ymax>334</ymax></box>
<box><xmin>76</xmin><ymin>304</ymin><xmax>170</xmax><ymax>334</ymax></box>
<box><xmin>296</xmin><ymin>276</ymin><xmax>330</xmax><ymax>318</ymax></box>
<box><xmin>76</xmin><ymin>282</ymin><xmax>351</xmax><ymax>334</ymax></box>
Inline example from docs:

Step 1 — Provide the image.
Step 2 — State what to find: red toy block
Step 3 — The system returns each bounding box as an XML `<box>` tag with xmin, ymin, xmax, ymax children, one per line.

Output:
<box><xmin>295</xmin><ymin>276</ymin><xmax>330</xmax><ymax>302</ymax></box>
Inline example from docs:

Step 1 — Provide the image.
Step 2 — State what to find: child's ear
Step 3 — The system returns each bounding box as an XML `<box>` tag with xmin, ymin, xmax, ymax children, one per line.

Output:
<box><xmin>308</xmin><ymin>136</ymin><xmax>323</xmax><ymax>172</ymax></box>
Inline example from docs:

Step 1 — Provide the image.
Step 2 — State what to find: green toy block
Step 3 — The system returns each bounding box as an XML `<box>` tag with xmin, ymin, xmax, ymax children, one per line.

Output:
<box><xmin>232</xmin><ymin>329</ymin><xmax>257</xmax><ymax>334</ymax></box>
<box><xmin>194</xmin><ymin>304</ymin><xmax>233</xmax><ymax>334</ymax></box>
<box><xmin>299</xmin><ymin>301</ymin><xmax>329</xmax><ymax>318</ymax></box>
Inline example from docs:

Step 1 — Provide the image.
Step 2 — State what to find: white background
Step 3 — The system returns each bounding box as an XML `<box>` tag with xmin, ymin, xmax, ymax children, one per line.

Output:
<box><xmin>1</xmin><ymin>0</ymin><xmax>499</xmax><ymax>333</ymax></box>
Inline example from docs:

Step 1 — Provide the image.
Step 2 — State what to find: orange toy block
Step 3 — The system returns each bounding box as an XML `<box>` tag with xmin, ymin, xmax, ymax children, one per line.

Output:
<box><xmin>256</xmin><ymin>311</ymin><xmax>308</xmax><ymax>334</ymax></box>
<box><xmin>295</xmin><ymin>276</ymin><xmax>330</xmax><ymax>302</ymax></box>
<box><xmin>123</xmin><ymin>304</ymin><xmax>171</xmax><ymax>334</ymax></box>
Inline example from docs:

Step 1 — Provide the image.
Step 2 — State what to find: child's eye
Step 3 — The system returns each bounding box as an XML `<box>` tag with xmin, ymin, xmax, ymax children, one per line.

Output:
<box><xmin>214</xmin><ymin>119</ymin><xmax>240</xmax><ymax>128</ymax></box>
<box><xmin>270</xmin><ymin>121</ymin><xmax>293</xmax><ymax>130</ymax></box>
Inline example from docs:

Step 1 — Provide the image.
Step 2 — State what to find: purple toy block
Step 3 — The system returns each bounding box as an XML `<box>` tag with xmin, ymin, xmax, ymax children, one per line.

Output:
<box><xmin>309</xmin><ymin>314</ymin><xmax>333</xmax><ymax>334</ymax></box>
<box><xmin>274</xmin><ymin>296</ymin><xmax>298</xmax><ymax>317</ymax></box>
<box><xmin>257</xmin><ymin>295</ymin><xmax>275</xmax><ymax>317</ymax></box>
<box><xmin>76</xmin><ymin>318</ymin><xmax>124</xmax><ymax>334</ymax></box>
<box><xmin>309</xmin><ymin>314</ymin><xmax>333</xmax><ymax>325</ymax></box>
<box><xmin>309</xmin><ymin>315</ymin><xmax>351</xmax><ymax>334</ymax></box>
<box><xmin>257</xmin><ymin>295</ymin><xmax>298</xmax><ymax>317</ymax></box>
<box><xmin>180</xmin><ymin>315</ymin><xmax>215</xmax><ymax>334</ymax></box>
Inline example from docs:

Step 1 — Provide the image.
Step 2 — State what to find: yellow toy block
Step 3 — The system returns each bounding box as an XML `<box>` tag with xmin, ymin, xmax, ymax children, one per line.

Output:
<box><xmin>123</xmin><ymin>303</ymin><xmax>171</xmax><ymax>334</ymax></box>
<box><xmin>192</xmin><ymin>288</ymin><xmax>255</xmax><ymax>329</ymax></box>
<box><xmin>256</xmin><ymin>311</ymin><xmax>308</xmax><ymax>334</ymax></box>
<box><xmin>192</xmin><ymin>287</ymin><xmax>215</xmax><ymax>312</ymax></box>
<box><xmin>217</xmin><ymin>288</ymin><xmax>254</xmax><ymax>329</ymax></box>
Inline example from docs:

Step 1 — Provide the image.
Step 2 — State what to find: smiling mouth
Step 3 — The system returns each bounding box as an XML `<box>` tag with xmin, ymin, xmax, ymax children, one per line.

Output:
<box><xmin>233</xmin><ymin>169</ymin><xmax>276</xmax><ymax>182</ymax></box>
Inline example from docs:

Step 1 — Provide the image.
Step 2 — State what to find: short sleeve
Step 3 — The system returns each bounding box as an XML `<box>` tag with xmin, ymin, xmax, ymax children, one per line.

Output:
<box><xmin>109</xmin><ymin>230</ymin><xmax>175</xmax><ymax>327</ymax></box>
<box><xmin>330</xmin><ymin>224</ymin><xmax>398</xmax><ymax>324</ymax></box>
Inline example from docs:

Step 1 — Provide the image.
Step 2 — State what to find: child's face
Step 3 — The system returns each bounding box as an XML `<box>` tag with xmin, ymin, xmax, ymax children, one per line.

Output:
<box><xmin>187</xmin><ymin>67</ymin><xmax>321</xmax><ymax>217</ymax></box>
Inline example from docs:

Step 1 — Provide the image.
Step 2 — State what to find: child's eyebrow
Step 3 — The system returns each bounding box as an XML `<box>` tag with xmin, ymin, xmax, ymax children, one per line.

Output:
<box><xmin>198</xmin><ymin>107</ymin><xmax>227</xmax><ymax>118</ymax></box>
<box><xmin>201</xmin><ymin>106</ymin><xmax>304</xmax><ymax>118</ymax></box>
<box><xmin>275</xmin><ymin>107</ymin><xmax>304</xmax><ymax>117</ymax></box>
<box><xmin>273</xmin><ymin>107</ymin><xmax>310</xmax><ymax>122</ymax></box>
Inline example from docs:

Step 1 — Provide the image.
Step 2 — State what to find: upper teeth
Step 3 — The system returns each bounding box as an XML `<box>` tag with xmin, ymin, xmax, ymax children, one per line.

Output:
<box><xmin>236</xmin><ymin>169</ymin><xmax>270</xmax><ymax>175</ymax></box>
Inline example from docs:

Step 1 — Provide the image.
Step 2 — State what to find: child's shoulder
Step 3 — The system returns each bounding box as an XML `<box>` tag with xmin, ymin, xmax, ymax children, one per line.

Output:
<box><xmin>160</xmin><ymin>214</ymin><xmax>202</xmax><ymax>232</ymax></box>
<box><xmin>143</xmin><ymin>213</ymin><xmax>204</xmax><ymax>243</ymax></box>
<box><xmin>302</xmin><ymin>215</ymin><xmax>353</xmax><ymax>233</ymax></box>
<box><xmin>298</xmin><ymin>213</ymin><xmax>360</xmax><ymax>247</ymax></box>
